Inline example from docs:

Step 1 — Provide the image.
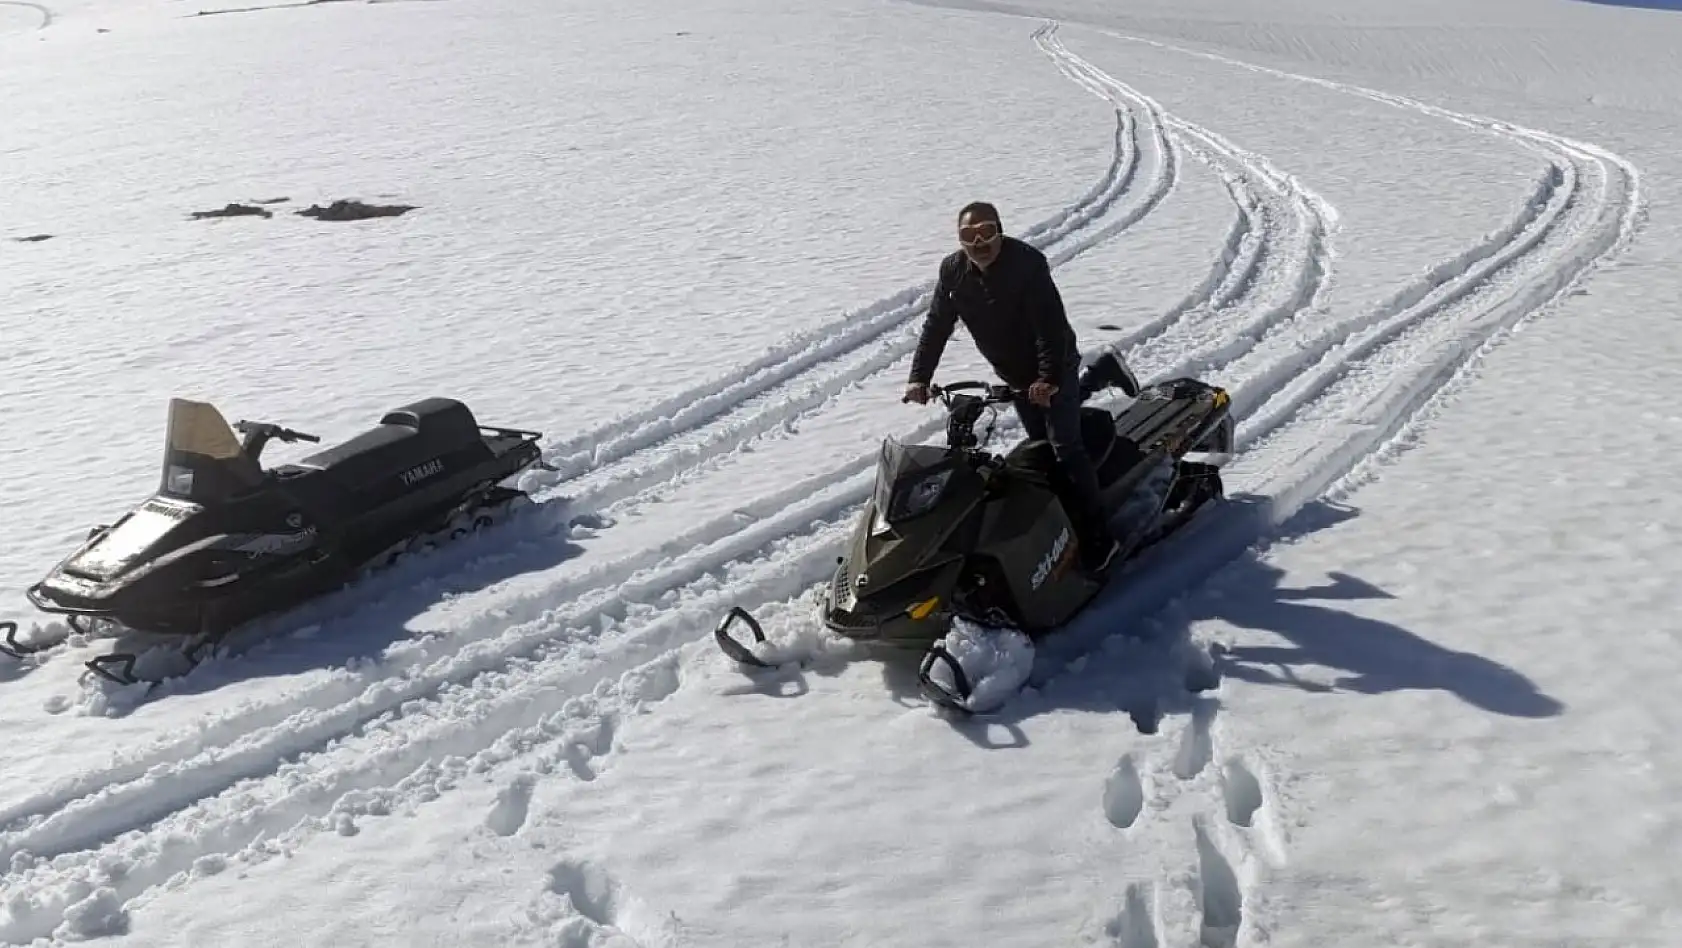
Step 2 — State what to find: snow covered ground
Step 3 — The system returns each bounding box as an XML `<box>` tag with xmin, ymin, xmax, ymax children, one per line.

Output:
<box><xmin>1</xmin><ymin>0</ymin><xmax>1679</xmax><ymax>942</ymax></box>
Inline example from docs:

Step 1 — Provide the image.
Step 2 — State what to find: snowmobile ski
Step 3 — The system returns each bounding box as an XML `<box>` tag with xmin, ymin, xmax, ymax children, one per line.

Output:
<box><xmin>917</xmin><ymin>644</ymin><xmax>973</xmax><ymax>714</ymax></box>
<box><xmin>714</xmin><ymin>606</ymin><xmax>775</xmax><ymax>668</ymax></box>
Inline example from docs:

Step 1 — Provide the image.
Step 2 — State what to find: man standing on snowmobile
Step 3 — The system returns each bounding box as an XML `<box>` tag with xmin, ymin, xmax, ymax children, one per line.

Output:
<box><xmin>904</xmin><ymin>201</ymin><xmax>1121</xmax><ymax>574</ymax></box>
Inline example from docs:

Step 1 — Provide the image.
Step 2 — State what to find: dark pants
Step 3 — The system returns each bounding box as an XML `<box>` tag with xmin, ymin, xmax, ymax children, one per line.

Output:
<box><xmin>1012</xmin><ymin>362</ymin><xmax>1113</xmax><ymax>555</ymax></box>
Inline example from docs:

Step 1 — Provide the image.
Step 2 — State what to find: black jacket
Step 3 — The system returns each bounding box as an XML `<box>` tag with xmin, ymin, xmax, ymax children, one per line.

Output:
<box><xmin>908</xmin><ymin>235</ymin><xmax>1080</xmax><ymax>389</ymax></box>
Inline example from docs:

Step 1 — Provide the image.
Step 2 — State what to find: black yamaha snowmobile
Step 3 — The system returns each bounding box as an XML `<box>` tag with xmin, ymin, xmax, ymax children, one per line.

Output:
<box><xmin>713</xmin><ymin>348</ymin><xmax>1233</xmax><ymax>714</ymax></box>
<box><xmin>6</xmin><ymin>395</ymin><xmax>548</xmax><ymax>685</ymax></box>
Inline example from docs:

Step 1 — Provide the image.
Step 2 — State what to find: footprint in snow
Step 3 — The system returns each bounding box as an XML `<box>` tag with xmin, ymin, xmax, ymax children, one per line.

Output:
<box><xmin>1102</xmin><ymin>881</ymin><xmax>1160</xmax><ymax>948</ymax></box>
<box><xmin>1219</xmin><ymin>756</ymin><xmax>1264</xmax><ymax>828</ymax></box>
<box><xmin>1103</xmin><ymin>753</ymin><xmax>1145</xmax><ymax>830</ymax></box>
<box><xmin>1192</xmin><ymin>817</ymin><xmax>1244</xmax><ymax>948</ymax></box>
<box><xmin>485</xmin><ymin>773</ymin><xmax>536</xmax><ymax>837</ymax></box>
<box><xmin>537</xmin><ymin>858</ymin><xmax>680</xmax><ymax>948</ymax></box>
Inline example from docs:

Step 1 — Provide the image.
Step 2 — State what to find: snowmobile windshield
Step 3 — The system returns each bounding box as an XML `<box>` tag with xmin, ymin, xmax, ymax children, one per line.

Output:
<box><xmin>871</xmin><ymin>436</ymin><xmax>957</xmax><ymax>528</ymax></box>
<box><xmin>166</xmin><ymin>399</ymin><xmax>245</xmax><ymax>460</ymax></box>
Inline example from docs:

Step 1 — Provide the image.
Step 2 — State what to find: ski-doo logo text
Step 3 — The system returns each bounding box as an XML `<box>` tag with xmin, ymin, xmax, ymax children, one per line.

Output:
<box><xmin>1031</xmin><ymin>526</ymin><xmax>1071</xmax><ymax>590</ymax></box>
<box><xmin>400</xmin><ymin>458</ymin><xmax>444</xmax><ymax>486</ymax></box>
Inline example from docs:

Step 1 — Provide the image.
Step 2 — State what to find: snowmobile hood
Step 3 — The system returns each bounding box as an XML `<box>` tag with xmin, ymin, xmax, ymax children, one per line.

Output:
<box><xmin>844</xmin><ymin>437</ymin><xmax>987</xmax><ymax>603</ymax></box>
<box><xmin>59</xmin><ymin>497</ymin><xmax>206</xmax><ymax>584</ymax></box>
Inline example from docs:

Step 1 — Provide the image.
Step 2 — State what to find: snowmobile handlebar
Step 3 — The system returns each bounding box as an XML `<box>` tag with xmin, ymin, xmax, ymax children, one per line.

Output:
<box><xmin>233</xmin><ymin>420</ymin><xmax>321</xmax><ymax>444</ymax></box>
<box><xmin>929</xmin><ymin>380</ymin><xmax>1016</xmax><ymax>405</ymax></box>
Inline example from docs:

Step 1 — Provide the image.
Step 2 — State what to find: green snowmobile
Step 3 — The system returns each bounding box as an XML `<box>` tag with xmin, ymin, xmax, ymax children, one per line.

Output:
<box><xmin>714</xmin><ymin>347</ymin><xmax>1234</xmax><ymax>713</ymax></box>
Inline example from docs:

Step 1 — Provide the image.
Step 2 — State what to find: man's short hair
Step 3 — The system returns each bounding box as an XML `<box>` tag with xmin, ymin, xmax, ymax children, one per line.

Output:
<box><xmin>958</xmin><ymin>201</ymin><xmax>1000</xmax><ymax>224</ymax></box>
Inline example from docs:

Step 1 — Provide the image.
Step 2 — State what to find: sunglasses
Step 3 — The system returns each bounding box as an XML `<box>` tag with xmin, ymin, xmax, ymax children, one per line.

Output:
<box><xmin>958</xmin><ymin>220</ymin><xmax>1001</xmax><ymax>246</ymax></box>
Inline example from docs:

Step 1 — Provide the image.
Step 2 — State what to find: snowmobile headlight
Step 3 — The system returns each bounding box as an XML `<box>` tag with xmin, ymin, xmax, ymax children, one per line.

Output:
<box><xmin>888</xmin><ymin>469</ymin><xmax>954</xmax><ymax>523</ymax></box>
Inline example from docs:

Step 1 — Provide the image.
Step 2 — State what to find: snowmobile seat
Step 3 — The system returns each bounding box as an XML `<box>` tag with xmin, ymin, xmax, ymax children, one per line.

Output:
<box><xmin>290</xmin><ymin>398</ymin><xmax>483</xmax><ymax>486</ymax></box>
<box><xmin>1079</xmin><ymin>408</ymin><xmax>1118</xmax><ymax>470</ymax></box>
<box><xmin>1004</xmin><ymin>408</ymin><xmax>1147</xmax><ymax>488</ymax></box>
<box><xmin>378</xmin><ymin>398</ymin><xmax>481</xmax><ymax>443</ymax></box>
<box><xmin>1003</xmin><ymin>438</ymin><xmax>1062</xmax><ymax>488</ymax></box>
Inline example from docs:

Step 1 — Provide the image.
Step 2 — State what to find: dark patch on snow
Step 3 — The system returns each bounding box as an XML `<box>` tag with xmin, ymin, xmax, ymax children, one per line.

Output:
<box><xmin>12</xmin><ymin>233</ymin><xmax>52</xmax><ymax>242</ymax></box>
<box><xmin>1182</xmin><ymin>642</ymin><xmax>1223</xmax><ymax>693</ymax></box>
<box><xmin>1576</xmin><ymin>0</ymin><xmax>1682</xmax><ymax>9</ymax></box>
<box><xmin>1197</xmin><ymin>553</ymin><xmax>1564</xmax><ymax>718</ymax></box>
<box><xmin>297</xmin><ymin>199</ymin><xmax>417</xmax><ymax>221</ymax></box>
<box><xmin>190</xmin><ymin>202</ymin><xmax>273</xmax><ymax>220</ymax></box>
<box><xmin>1125</xmin><ymin>696</ymin><xmax>1160</xmax><ymax>734</ymax></box>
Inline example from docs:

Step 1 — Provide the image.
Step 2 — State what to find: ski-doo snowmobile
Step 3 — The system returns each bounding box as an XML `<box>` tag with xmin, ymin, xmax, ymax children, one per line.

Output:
<box><xmin>713</xmin><ymin>348</ymin><xmax>1233</xmax><ymax>713</ymax></box>
<box><xmin>11</xmin><ymin>395</ymin><xmax>548</xmax><ymax>684</ymax></box>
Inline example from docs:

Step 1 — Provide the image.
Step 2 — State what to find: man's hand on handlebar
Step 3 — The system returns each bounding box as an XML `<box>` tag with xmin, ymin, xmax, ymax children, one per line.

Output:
<box><xmin>904</xmin><ymin>380</ymin><xmax>1016</xmax><ymax>406</ymax></box>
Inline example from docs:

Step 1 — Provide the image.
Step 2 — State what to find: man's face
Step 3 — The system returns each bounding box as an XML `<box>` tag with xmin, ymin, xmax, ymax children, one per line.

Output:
<box><xmin>958</xmin><ymin>212</ymin><xmax>1002</xmax><ymax>267</ymax></box>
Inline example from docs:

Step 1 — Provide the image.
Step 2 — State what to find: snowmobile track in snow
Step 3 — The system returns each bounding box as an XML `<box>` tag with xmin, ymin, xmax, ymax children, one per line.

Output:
<box><xmin>533</xmin><ymin>93</ymin><xmax>1154</xmax><ymax>508</ymax></box>
<box><xmin>0</xmin><ymin>49</ymin><xmax>1179</xmax><ymax>819</ymax></box>
<box><xmin>1023</xmin><ymin>22</ymin><xmax>1640</xmax><ymax>682</ymax></box>
<box><xmin>13</xmin><ymin>22</ymin><xmax>1635</xmax><ymax>941</ymax></box>
<box><xmin>0</xmin><ymin>494</ymin><xmax>861</xmax><ymax>943</ymax></box>
<box><xmin>15</xmin><ymin>50</ymin><xmax>1177</xmax><ymax>698</ymax></box>
<box><xmin>13</xmin><ymin>25</ymin><xmax>1634</xmax><ymax>941</ymax></box>
<box><xmin>0</xmin><ymin>32</ymin><xmax>1287</xmax><ymax>939</ymax></box>
<box><xmin>1027</xmin><ymin>26</ymin><xmax>1637</xmax><ymax>943</ymax></box>
<box><xmin>1033</xmin><ymin>23</ymin><xmax>1336</xmax><ymax>404</ymax></box>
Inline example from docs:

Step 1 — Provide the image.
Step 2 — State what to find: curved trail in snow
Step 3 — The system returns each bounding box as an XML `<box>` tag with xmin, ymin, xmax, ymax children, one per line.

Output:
<box><xmin>0</xmin><ymin>25</ymin><xmax>1351</xmax><ymax>939</ymax></box>
<box><xmin>4</xmin><ymin>18</ymin><xmax>1641</xmax><ymax>942</ymax></box>
<box><xmin>1007</xmin><ymin>22</ymin><xmax>1644</xmax><ymax>945</ymax></box>
<box><xmin>0</xmin><ymin>0</ymin><xmax>51</xmax><ymax>29</ymax></box>
<box><xmin>8</xmin><ymin>72</ymin><xmax>1159</xmax><ymax>686</ymax></box>
<box><xmin>1032</xmin><ymin>24</ymin><xmax>1336</xmax><ymax>391</ymax></box>
<box><xmin>0</xmin><ymin>34</ymin><xmax>1263</xmax><ymax>940</ymax></box>
<box><xmin>4</xmin><ymin>61</ymin><xmax>1147</xmax><ymax>677</ymax></box>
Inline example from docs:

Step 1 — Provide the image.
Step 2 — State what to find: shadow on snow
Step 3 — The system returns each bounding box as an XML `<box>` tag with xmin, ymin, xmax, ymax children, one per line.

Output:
<box><xmin>1573</xmin><ymin>0</ymin><xmax>1682</xmax><ymax>10</ymax></box>
<box><xmin>21</xmin><ymin>500</ymin><xmax>602</xmax><ymax>714</ymax></box>
<box><xmin>909</xmin><ymin>494</ymin><xmax>1563</xmax><ymax>746</ymax></box>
